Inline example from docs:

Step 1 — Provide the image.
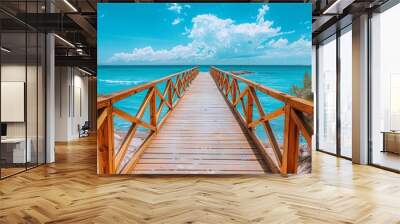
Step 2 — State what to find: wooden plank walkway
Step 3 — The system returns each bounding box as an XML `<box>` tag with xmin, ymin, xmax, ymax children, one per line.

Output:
<box><xmin>132</xmin><ymin>72</ymin><xmax>267</xmax><ymax>174</ymax></box>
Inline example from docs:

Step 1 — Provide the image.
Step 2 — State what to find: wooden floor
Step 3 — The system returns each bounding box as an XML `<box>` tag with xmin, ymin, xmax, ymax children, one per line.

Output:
<box><xmin>0</xmin><ymin>167</ymin><xmax>26</xmax><ymax>178</ymax></box>
<box><xmin>1</xmin><ymin>136</ymin><xmax>400</xmax><ymax>223</ymax></box>
<box><xmin>133</xmin><ymin>73</ymin><xmax>266</xmax><ymax>174</ymax></box>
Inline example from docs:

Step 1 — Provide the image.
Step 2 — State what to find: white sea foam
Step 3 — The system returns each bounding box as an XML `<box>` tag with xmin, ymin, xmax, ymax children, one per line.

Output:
<box><xmin>99</xmin><ymin>79</ymin><xmax>144</xmax><ymax>85</ymax></box>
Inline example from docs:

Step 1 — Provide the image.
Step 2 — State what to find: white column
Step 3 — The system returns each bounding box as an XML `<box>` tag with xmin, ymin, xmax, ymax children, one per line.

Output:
<box><xmin>312</xmin><ymin>45</ymin><xmax>317</xmax><ymax>151</ymax></box>
<box><xmin>46</xmin><ymin>33</ymin><xmax>55</xmax><ymax>163</ymax></box>
<box><xmin>352</xmin><ymin>14</ymin><xmax>369</xmax><ymax>164</ymax></box>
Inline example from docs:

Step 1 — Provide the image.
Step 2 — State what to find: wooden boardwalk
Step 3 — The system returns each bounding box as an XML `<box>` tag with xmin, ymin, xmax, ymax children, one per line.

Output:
<box><xmin>98</xmin><ymin>67</ymin><xmax>313</xmax><ymax>175</ymax></box>
<box><xmin>132</xmin><ymin>73</ymin><xmax>267</xmax><ymax>174</ymax></box>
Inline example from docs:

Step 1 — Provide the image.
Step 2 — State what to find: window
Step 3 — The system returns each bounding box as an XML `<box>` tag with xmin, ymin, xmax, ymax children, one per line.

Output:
<box><xmin>0</xmin><ymin>1</ymin><xmax>46</xmax><ymax>179</ymax></box>
<box><xmin>370</xmin><ymin>3</ymin><xmax>400</xmax><ymax>171</ymax></box>
<box><xmin>317</xmin><ymin>35</ymin><xmax>337</xmax><ymax>154</ymax></box>
<box><xmin>339</xmin><ymin>27</ymin><xmax>352</xmax><ymax>158</ymax></box>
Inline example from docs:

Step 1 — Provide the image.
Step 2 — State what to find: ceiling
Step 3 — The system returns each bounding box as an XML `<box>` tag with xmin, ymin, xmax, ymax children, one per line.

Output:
<box><xmin>0</xmin><ymin>0</ymin><xmax>97</xmax><ymax>74</ymax></box>
<box><xmin>311</xmin><ymin>0</ymin><xmax>392</xmax><ymax>43</ymax></box>
<box><xmin>1</xmin><ymin>0</ymin><xmax>396</xmax><ymax>74</ymax></box>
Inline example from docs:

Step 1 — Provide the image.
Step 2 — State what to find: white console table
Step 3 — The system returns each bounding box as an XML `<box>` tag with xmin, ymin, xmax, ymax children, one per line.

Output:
<box><xmin>1</xmin><ymin>138</ymin><xmax>32</xmax><ymax>163</ymax></box>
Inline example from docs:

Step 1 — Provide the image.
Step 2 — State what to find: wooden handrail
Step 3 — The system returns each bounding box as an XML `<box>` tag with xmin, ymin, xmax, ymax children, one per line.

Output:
<box><xmin>210</xmin><ymin>66</ymin><xmax>314</xmax><ymax>175</ymax></box>
<box><xmin>97</xmin><ymin>67</ymin><xmax>199</xmax><ymax>174</ymax></box>
<box><xmin>97</xmin><ymin>67</ymin><xmax>199</xmax><ymax>110</ymax></box>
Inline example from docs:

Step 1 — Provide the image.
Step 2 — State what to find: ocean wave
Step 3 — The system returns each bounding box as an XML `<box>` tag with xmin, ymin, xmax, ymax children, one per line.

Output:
<box><xmin>99</xmin><ymin>79</ymin><xmax>145</xmax><ymax>85</ymax></box>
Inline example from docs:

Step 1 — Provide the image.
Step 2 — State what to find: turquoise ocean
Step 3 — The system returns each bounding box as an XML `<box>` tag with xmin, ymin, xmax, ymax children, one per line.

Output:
<box><xmin>98</xmin><ymin>65</ymin><xmax>311</xmax><ymax>143</ymax></box>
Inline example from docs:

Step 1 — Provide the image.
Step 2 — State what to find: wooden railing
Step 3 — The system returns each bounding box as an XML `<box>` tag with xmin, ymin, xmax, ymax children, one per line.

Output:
<box><xmin>97</xmin><ymin>67</ymin><xmax>199</xmax><ymax>174</ymax></box>
<box><xmin>210</xmin><ymin>67</ymin><xmax>313</xmax><ymax>174</ymax></box>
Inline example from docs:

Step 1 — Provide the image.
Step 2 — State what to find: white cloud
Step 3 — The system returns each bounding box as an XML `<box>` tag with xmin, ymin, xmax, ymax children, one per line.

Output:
<box><xmin>108</xmin><ymin>9</ymin><xmax>311</xmax><ymax>64</ymax></box>
<box><xmin>109</xmin><ymin>13</ymin><xmax>281</xmax><ymax>63</ymax></box>
<box><xmin>168</xmin><ymin>3</ymin><xmax>182</xmax><ymax>14</ymax></box>
<box><xmin>268</xmin><ymin>36</ymin><xmax>310</xmax><ymax>49</ymax></box>
<box><xmin>168</xmin><ymin>4</ymin><xmax>190</xmax><ymax>26</ymax></box>
<box><xmin>187</xmin><ymin>14</ymin><xmax>280</xmax><ymax>50</ymax></box>
<box><xmin>109</xmin><ymin>43</ymin><xmax>215</xmax><ymax>63</ymax></box>
<box><xmin>172</xmin><ymin>18</ymin><xmax>183</xmax><ymax>25</ymax></box>
<box><xmin>288</xmin><ymin>36</ymin><xmax>311</xmax><ymax>49</ymax></box>
<box><xmin>256</xmin><ymin>5</ymin><xmax>269</xmax><ymax>24</ymax></box>
<box><xmin>268</xmin><ymin>38</ymin><xmax>289</xmax><ymax>48</ymax></box>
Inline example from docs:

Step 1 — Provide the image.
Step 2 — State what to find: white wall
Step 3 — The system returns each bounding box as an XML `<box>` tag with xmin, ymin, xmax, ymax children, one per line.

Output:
<box><xmin>1</xmin><ymin>63</ymin><xmax>46</xmax><ymax>164</ymax></box>
<box><xmin>1</xmin><ymin>65</ymin><xmax>26</xmax><ymax>138</ymax></box>
<box><xmin>55</xmin><ymin>67</ymin><xmax>89</xmax><ymax>141</ymax></box>
<box><xmin>1</xmin><ymin>65</ymin><xmax>41</xmax><ymax>138</ymax></box>
<box><xmin>55</xmin><ymin>66</ymin><xmax>69</xmax><ymax>141</ymax></box>
<box><xmin>71</xmin><ymin>72</ymin><xmax>89</xmax><ymax>138</ymax></box>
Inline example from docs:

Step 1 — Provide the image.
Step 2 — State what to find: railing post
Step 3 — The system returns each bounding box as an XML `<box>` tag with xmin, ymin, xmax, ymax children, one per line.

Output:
<box><xmin>232</xmin><ymin>79</ymin><xmax>237</xmax><ymax>105</ymax></box>
<box><xmin>219</xmin><ymin>72</ymin><xmax>223</xmax><ymax>88</ymax></box>
<box><xmin>182</xmin><ymin>72</ymin><xmax>187</xmax><ymax>90</ymax></box>
<box><xmin>97</xmin><ymin>107</ymin><xmax>108</xmax><ymax>174</ymax></box>
<box><xmin>225</xmin><ymin>76</ymin><xmax>230</xmax><ymax>97</ymax></box>
<box><xmin>177</xmin><ymin>75</ymin><xmax>182</xmax><ymax>96</ymax></box>
<box><xmin>150</xmin><ymin>87</ymin><xmax>157</xmax><ymax>130</ymax></box>
<box><xmin>225</xmin><ymin>75</ymin><xmax>229</xmax><ymax>94</ymax></box>
<box><xmin>106</xmin><ymin>103</ymin><xmax>115</xmax><ymax>174</ymax></box>
<box><xmin>282</xmin><ymin>104</ymin><xmax>300</xmax><ymax>174</ymax></box>
<box><xmin>223</xmin><ymin>74</ymin><xmax>227</xmax><ymax>93</ymax></box>
<box><xmin>168</xmin><ymin>80</ymin><xmax>173</xmax><ymax>108</ymax></box>
<box><xmin>246</xmin><ymin>88</ymin><xmax>253</xmax><ymax>125</ymax></box>
<box><xmin>220</xmin><ymin>72</ymin><xmax>223</xmax><ymax>88</ymax></box>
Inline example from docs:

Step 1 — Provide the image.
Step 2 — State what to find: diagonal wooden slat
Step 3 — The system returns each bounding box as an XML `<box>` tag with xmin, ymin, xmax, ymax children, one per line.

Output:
<box><xmin>113</xmin><ymin>88</ymin><xmax>155</xmax><ymax>172</ymax></box>
<box><xmin>113</xmin><ymin>107</ymin><xmax>156</xmax><ymax>131</ymax></box>
<box><xmin>226</xmin><ymin>78</ymin><xmax>234</xmax><ymax>98</ymax></box>
<box><xmin>97</xmin><ymin>108</ymin><xmax>108</xmax><ymax>131</ymax></box>
<box><xmin>234</xmin><ymin>86</ymin><xmax>249</xmax><ymax>106</ymax></box>
<box><xmin>156</xmin><ymin>83</ymin><xmax>173</xmax><ymax>109</ymax></box>
<box><xmin>248</xmin><ymin>107</ymin><xmax>285</xmax><ymax>128</ymax></box>
<box><xmin>248</xmin><ymin>87</ymin><xmax>283</xmax><ymax>165</ymax></box>
<box><xmin>173</xmin><ymin>78</ymin><xmax>182</xmax><ymax>98</ymax></box>
<box><xmin>155</xmin><ymin>87</ymin><xmax>172</xmax><ymax>121</ymax></box>
<box><xmin>290</xmin><ymin>108</ymin><xmax>312</xmax><ymax>149</ymax></box>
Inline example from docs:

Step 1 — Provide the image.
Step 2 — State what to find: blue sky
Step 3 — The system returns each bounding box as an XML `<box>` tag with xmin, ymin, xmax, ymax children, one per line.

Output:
<box><xmin>98</xmin><ymin>3</ymin><xmax>311</xmax><ymax>65</ymax></box>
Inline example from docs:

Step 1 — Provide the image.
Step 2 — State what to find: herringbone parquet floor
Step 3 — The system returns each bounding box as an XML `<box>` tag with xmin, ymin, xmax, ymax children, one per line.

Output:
<box><xmin>1</xmin><ymin>136</ymin><xmax>400</xmax><ymax>223</ymax></box>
